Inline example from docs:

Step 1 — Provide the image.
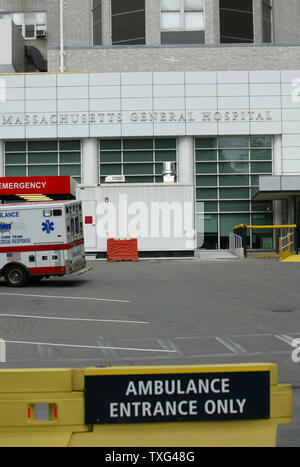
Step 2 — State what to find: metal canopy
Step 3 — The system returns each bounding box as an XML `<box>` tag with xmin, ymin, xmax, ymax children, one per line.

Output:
<box><xmin>254</xmin><ymin>175</ymin><xmax>300</xmax><ymax>200</ymax></box>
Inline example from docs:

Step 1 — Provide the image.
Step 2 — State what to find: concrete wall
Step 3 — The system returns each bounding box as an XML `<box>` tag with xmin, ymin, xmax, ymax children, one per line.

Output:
<box><xmin>0</xmin><ymin>20</ymin><xmax>24</xmax><ymax>72</ymax></box>
<box><xmin>11</xmin><ymin>21</ymin><xmax>25</xmax><ymax>72</ymax></box>
<box><xmin>273</xmin><ymin>0</ymin><xmax>300</xmax><ymax>43</ymax></box>
<box><xmin>0</xmin><ymin>20</ymin><xmax>13</xmax><ymax>65</ymax></box>
<box><xmin>47</xmin><ymin>0</ymin><xmax>92</xmax><ymax>48</ymax></box>
<box><xmin>48</xmin><ymin>43</ymin><xmax>300</xmax><ymax>73</ymax></box>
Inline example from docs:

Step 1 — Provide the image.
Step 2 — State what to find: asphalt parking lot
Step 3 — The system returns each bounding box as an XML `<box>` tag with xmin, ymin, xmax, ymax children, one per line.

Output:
<box><xmin>0</xmin><ymin>257</ymin><xmax>299</xmax><ymax>446</ymax></box>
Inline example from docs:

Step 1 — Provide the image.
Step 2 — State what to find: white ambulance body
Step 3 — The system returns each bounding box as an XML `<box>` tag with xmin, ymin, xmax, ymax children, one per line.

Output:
<box><xmin>0</xmin><ymin>200</ymin><xmax>87</xmax><ymax>287</ymax></box>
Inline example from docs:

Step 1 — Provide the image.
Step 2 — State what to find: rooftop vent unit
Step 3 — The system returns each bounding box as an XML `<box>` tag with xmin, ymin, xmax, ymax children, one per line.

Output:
<box><xmin>105</xmin><ymin>175</ymin><xmax>126</xmax><ymax>183</ymax></box>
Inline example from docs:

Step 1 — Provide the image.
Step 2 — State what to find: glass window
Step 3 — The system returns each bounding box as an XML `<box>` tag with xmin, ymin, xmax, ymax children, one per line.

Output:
<box><xmin>155</xmin><ymin>150</ymin><xmax>177</xmax><ymax>162</ymax></box>
<box><xmin>101</xmin><ymin>164</ymin><xmax>122</xmax><ymax>176</ymax></box>
<box><xmin>155</xmin><ymin>138</ymin><xmax>177</xmax><ymax>149</ymax></box>
<box><xmin>112</xmin><ymin>0</ymin><xmax>145</xmax><ymax>45</ymax></box>
<box><xmin>219</xmin><ymin>162</ymin><xmax>249</xmax><ymax>174</ymax></box>
<box><xmin>220</xmin><ymin>188</ymin><xmax>249</xmax><ymax>199</ymax></box>
<box><xmin>196</xmin><ymin>150</ymin><xmax>218</xmax><ymax>161</ymax></box>
<box><xmin>218</xmin><ymin>136</ymin><xmax>249</xmax><ymax>148</ymax></box>
<box><xmin>252</xmin><ymin>201</ymin><xmax>273</xmax><ymax>212</ymax></box>
<box><xmin>250</xmin><ymin>149</ymin><xmax>272</xmax><ymax>160</ymax></box>
<box><xmin>59</xmin><ymin>140</ymin><xmax>81</xmax><ymax>151</ymax></box>
<box><xmin>5</xmin><ymin>154</ymin><xmax>26</xmax><ymax>165</ymax></box>
<box><xmin>220</xmin><ymin>201</ymin><xmax>250</xmax><ymax>212</ymax></box>
<box><xmin>29</xmin><ymin>141</ymin><xmax>58</xmax><ymax>151</ymax></box>
<box><xmin>5</xmin><ymin>166</ymin><xmax>26</xmax><ymax>177</ymax></box>
<box><xmin>100</xmin><ymin>152</ymin><xmax>122</xmax><ymax>163</ymax></box>
<box><xmin>60</xmin><ymin>153</ymin><xmax>81</xmax><ymax>164</ymax></box>
<box><xmin>196</xmin><ymin>176</ymin><xmax>217</xmax><ymax>186</ymax></box>
<box><xmin>219</xmin><ymin>175</ymin><xmax>249</xmax><ymax>186</ymax></box>
<box><xmin>161</xmin><ymin>0</ymin><xmax>204</xmax><ymax>30</ymax></box>
<box><xmin>5</xmin><ymin>140</ymin><xmax>81</xmax><ymax>182</ymax></box>
<box><xmin>28</xmin><ymin>152</ymin><xmax>58</xmax><ymax>164</ymax></box>
<box><xmin>197</xmin><ymin>189</ymin><xmax>218</xmax><ymax>200</ymax></box>
<box><xmin>196</xmin><ymin>135</ymin><xmax>273</xmax><ymax>250</ymax></box>
<box><xmin>220</xmin><ymin>0</ymin><xmax>254</xmax><ymax>43</ymax></box>
<box><xmin>251</xmin><ymin>162</ymin><xmax>272</xmax><ymax>173</ymax></box>
<box><xmin>5</xmin><ymin>141</ymin><xmax>26</xmax><ymax>152</ymax></box>
<box><xmin>100</xmin><ymin>138</ymin><xmax>176</xmax><ymax>184</ymax></box>
<box><xmin>220</xmin><ymin>214</ymin><xmax>250</xmax><ymax>236</ymax></box>
<box><xmin>219</xmin><ymin>149</ymin><xmax>249</xmax><ymax>161</ymax></box>
<box><xmin>28</xmin><ymin>166</ymin><xmax>58</xmax><ymax>176</ymax></box>
<box><xmin>100</xmin><ymin>139</ymin><xmax>121</xmax><ymax>150</ymax></box>
<box><xmin>123</xmin><ymin>151</ymin><xmax>153</xmax><ymax>162</ymax></box>
<box><xmin>204</xmin><ymin>202</ymin><xmax>218</xmax><ymax>213</ymax></box>
<box><xmin>124</xmin><ymin>164</ymin><xmax>153</xmax><ymax>175</ymax></box>
<box><xmin>60</xmin><ymin>165</ymin><xmax>81</xmax><ymax>176</ymax></box>
<box><xmin>195</xmin><ymin>138</ymin><xmax>217</xmax><ymax>149</ymax></box>
<box><xmin>204</xmin><ymin>214</ymin><xmax>218</xmax><ymax>233</ymax></box>
<box><xmin>124</xmin><ymin>139</ymin><xmax>153</xmax><ymax>150</ymax></box>
<box><xmin>250</xmin><ymin>136</ymin><xmax>272</xmax><ymax>147</ymax></box>
<box><xmin>197</xmin><ymin>163</ymin><xmax>218</xmax><ymax>174</ymax></box>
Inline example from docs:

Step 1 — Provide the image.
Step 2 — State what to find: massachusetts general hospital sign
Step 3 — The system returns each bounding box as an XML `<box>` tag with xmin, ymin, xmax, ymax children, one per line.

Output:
<box><xmin>0</xmin><ymin>110</ymin><xmax>273</xmax><ymax>126</ymax></box>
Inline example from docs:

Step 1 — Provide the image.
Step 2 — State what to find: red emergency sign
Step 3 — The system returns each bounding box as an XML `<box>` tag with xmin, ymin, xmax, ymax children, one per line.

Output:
<box><xmin>0</xmin><ymin>176</ymin><xmax>74</xmax><ymax>196</ymax></box>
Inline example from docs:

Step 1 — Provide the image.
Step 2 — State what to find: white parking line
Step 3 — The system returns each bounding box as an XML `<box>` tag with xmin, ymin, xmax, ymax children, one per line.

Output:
<box><xmin>274</xmin><ymin>334</ymin><xmax>295</xmax><ymax>346</ymax></box>
<box><xmin>0</xmin><ymin>313</ymin><xmax>149</xmax><ymax>325</ymax></box>
<box><xmin>4</xmin><ymin>339</ymin><xmax>177</xmax><ymax>353</ymax></box>
<box><xmin>0</xmin><ymin>292</ymin><xmax>131</xmax><ymax>303</ymax></box>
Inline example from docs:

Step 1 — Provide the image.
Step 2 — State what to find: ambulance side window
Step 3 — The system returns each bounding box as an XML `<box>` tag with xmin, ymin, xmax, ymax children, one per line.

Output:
<box><xmin>75</xmin><ymin>217</ymin><xmax>79</xmax><ymax>235</ymax></box>
<box><xmin>71</xmin><ymin>218</ymin><xmax>75</xmax><ymax>235</ymax></box>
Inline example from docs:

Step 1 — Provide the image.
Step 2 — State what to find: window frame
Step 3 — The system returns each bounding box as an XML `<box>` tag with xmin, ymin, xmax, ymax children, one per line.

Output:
<box><xmin>262</xmin><ymin>0</ymin><xmax>273</xmax><ymax>43</ymax></box>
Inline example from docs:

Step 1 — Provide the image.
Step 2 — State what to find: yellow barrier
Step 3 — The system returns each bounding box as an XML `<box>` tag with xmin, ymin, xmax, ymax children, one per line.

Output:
<box><xmin>0</xmin><ymin>364</ymin><xmax>293</xmax><ymax>447</ymax></box>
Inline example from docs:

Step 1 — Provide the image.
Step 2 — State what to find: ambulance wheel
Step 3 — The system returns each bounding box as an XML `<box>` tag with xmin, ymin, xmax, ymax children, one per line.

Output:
<box><xmin>4</xmin><ymin>265</ymin><xmax>29</xmax><ymax>287</ymax></box>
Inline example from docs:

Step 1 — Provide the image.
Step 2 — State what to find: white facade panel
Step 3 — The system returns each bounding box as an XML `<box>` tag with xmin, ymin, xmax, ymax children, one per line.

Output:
<box><xmin>25</xmin><ymin>74</ymin><xmax>57</xmax><ymax>88</ymax></box>
<box><xmin>217</xmin><ymin>71</ymin><xmax>249</xmax><ymax>83</ymax></box>
<box><xmin>122</xmin><ymin>98</ymin><xmax>153</xmax><ymax>111</ymax></box>
<box><xmin>217</xmin><ymin>96</ymin><xmax>249</xmax><ymax>109</ymax></box>
<box><xmin>26</xmin><ymin>100</ymin><xmax>57</xmax><ymax>113</ymax></box>
<box><xmin>90</xmin><ymin>123</ymin><xmax>121</xmax><ymax>138</ymax></box>
<box><xmin>90</xmin><ymin>98</ymin><xmax>121</xmax><ymax>111</ymax></box>
<box><xmin>249</xmin><ymin>70</ymin><xmax>281</xmax><ymax>83</ymax></box>
<box><xmin>282</xmin><ymin>134</ymin><xmax>300</xmax><ymax>146</ymax></box>
<box><xmin>153</xmin><ymin>72</ymin><xmax>185</xmax><ymax>85</ymax></box>
<box><xmin>218</xmin><ymin>83</ymin><xmax>249</xmax><ymax>96</ymax></box>
<box><xmin>121</xmin><ymin>72</ymin><xmax>153</xmax><ymax>86</ymax></box>
<box><xmin>249</xmin><ymin>83</ymin><xmax>281</xmax><ymax>96</ymax></box>
<box><xmin>185</xmin><ymin>96</ymin><xmax>218</xmax><ymax>110</ymax></box>
<box><xmin>122</xmin><ymin>85</ymin><xmax>153</xmax><ymax>99</ymax></box>
<box><xmin>282</xmin><ymin>160</ymin><xmax>300</xmax><ymax>173</ymax></box>
<box><xmin>58</xmin><ymin>86</ymin><xmax>89</xmax><ymax>99</ymax></box>
<box><xmin>282</xmin><ymin>147</ymin><xmax>300</xmax><ymax>159</ymax></box>
<box><xmin>185</xmin><ymin>71</ymin><xmax>217</xmax><ymax>84</ymax></box>
<box><xmin>25</xmin><ymin>125</ymin><xmax>58</xmax><ymax>139</ymax></box>
<box><xmin>57</xmin><ymin>73</ymin><xmax>89</xmax><ymax>87</ymax></box>
<box><xmin>186</xmin><ymin>84</ymin><xmax>217</xmax><ymax>97</ymax></box>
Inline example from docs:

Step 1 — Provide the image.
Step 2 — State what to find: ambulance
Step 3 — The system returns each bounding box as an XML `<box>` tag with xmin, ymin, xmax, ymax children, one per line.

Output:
<box><xmin>0</xmin><ymin>200</ymin><xmax>89</xmax><ymax>287</ymax></box>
